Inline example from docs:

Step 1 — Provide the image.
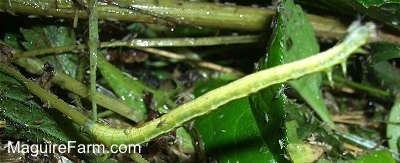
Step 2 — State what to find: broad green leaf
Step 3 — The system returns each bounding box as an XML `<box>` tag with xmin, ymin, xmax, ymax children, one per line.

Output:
<box><xmin>249</xmin><ymin>0</ymin><xmax>325</xmax><ymax>161</ymax></box>
<box><xmin>0</xmin><ymin>69</ymin><xmax>87</xmax><ymax>144</ymax></box>
<box><xmin>97</xmin><ymin>55</ymin><xmax>147</xmax><ymax>122</ymax></box>
<box><xmin>247</xmin><ymin>0</ymin><xmax>291</xmax><ymax>162</ymax></box>
<box><xmin>387</xmin><ymin>97</ymin><xmax>400</xmax><ymax>153</ymax></box>
<box><xmin>20</xmin><ymin>26</ymin><xmax>78</xmax><ymax>77</ymax></box>
<box><xmin>279</xmin><ymin>0</ymin><xmax>334</xmax><ymax>128</ymax></box>
<box><xmin>194</xmin><ymin>80</ymin><xmax>276</xmax><ymax>162</ymax></box>
<box><xmin>355</xmin><ymin>150</ymin><xmax>396</xmax><ymax>163</ymax></box>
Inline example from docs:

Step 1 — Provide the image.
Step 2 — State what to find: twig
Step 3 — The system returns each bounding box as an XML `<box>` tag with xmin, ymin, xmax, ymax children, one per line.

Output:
<box><xmin>136</xmin><ymin>47</ymin><xmax>244</xmax><ymax>76</ymax></box>
<box><xmin>13</xmin><ymin>35</ymin><xmax>260</xmax><ymax>58</ymax></box>
<box><xmin>332</xmin><ymin>75</ymin><xmax>391</xmax><ymax>97</ymax></box>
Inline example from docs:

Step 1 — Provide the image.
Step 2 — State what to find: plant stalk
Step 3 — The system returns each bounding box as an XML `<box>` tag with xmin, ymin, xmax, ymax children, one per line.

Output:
<box><xmin>1</xmin><ymin>0</ymin><xmax>399</xmax><ymax>43</ymax></box>
<box><xmin>13</xmin><ymin>35</ymin><xmax>260</xmax><ymax>58</ymax></box>
<box><xmin>88</xmin><ymin>0</ymin><xmax>99</xmax><ymax>120</ymax></box>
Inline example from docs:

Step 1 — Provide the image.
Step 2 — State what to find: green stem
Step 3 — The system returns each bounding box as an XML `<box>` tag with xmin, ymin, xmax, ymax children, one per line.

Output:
<box><xmin>13</xmin><ymin>35</ymin><xmax>260</xmax><ymax>58</ymax></box>
<box><xmin>88</xmin><ymin>0</ymin><xmax>99</xmax><ymax>120</ymax></box>
<box><xmin>1</xmin><ymin>0</ymin><xmax>271</xmax><ymax>31</ymax></box>
<box><xmin>1</xmin><ymin>0</ymin><xmax>399</xmax><ymax>43</ymax></box>
<box><xmin>332</xmin><ymin>75</ymin><xmax>391</xmax><ymax>97</ymax></box>
<box><xmin>97</xmin><ymin>110</ymin><xmax>115</xmax><ymax>118</ymax></box>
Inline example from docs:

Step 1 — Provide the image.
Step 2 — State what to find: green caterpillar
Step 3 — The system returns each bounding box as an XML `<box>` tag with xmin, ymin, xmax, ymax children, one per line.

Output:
<box><xmin>0</xmin><ymin>21</ymin><xmax>377</xmax><ymax>147</ymax></box>
<box><xmin>86</xmin><ymin>22</ymin><xmax>377</xmax><ymax>146</ymax></box>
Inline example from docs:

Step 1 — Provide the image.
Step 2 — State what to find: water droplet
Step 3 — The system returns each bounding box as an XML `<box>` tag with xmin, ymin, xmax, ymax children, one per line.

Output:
<box><xmin>163</xmin><ymin>105</ymin><xmax>169</xmax><ymax>110</ymax></box>
<box><xmin>279</xmin><ymin>41</ymin><xmax>285</xmax><ymax>48</ymax></box>
<box><xmin>254</xmin><ymin>63</ymin><xmax>259</xmax><ymax>69</ymax></box>
<box><xmin>136</xmin><ymin>40</ymin><xmax>150</xmax><ymax>46</ymax></box>
<box><xmin>186</xmin><ymin>38</ymin><xmax>196</xmax><ymax>45</ymax></box>
<box><xmin>258</xmin><ymin>146</ymin><xmax>267</xmax><ymax>152</ymax></box>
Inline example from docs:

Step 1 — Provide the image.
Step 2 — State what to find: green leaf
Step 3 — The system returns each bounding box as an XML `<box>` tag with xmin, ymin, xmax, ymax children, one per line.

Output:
<box><xmin>247</xmin><ymin>0</ymin><xmax>292</xmax><ymax>162</ymax></box>
<box><xmin>249</xmin><ymin>0</ymin><xmax>329</xmax><ymax>161</ymax></box>
<box><xmin>194</xmin><ymin>80</ymin><xmax>276</xmax><ymax>162</ymax></box>
<box><xmin>278</xmin><ymin>0</ymin><xmax>334</xmax><ymax>128</ymax></box>
<box><xmin>387</xmin><ymin>97</ymin><xmax>400</xmax><ymax>153</ymax></box>
<box><xmin>355</xmin><ymin>150</ymin><xmax>396</xmax><ymax>163</ymax></box>
<box><xmin>20</xmin><ymin>26</ymin><xmax>78</xmax><ymax>77</ymax></box>
<box><xmin>0</xmin><ymin>69</ymin><xmax>86</xmax><ymax>144</ymax></box>
<box><xmin>97</xmin><ymin>55</ymin><xmax>147</xmax><ymax>122</ymax></box>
